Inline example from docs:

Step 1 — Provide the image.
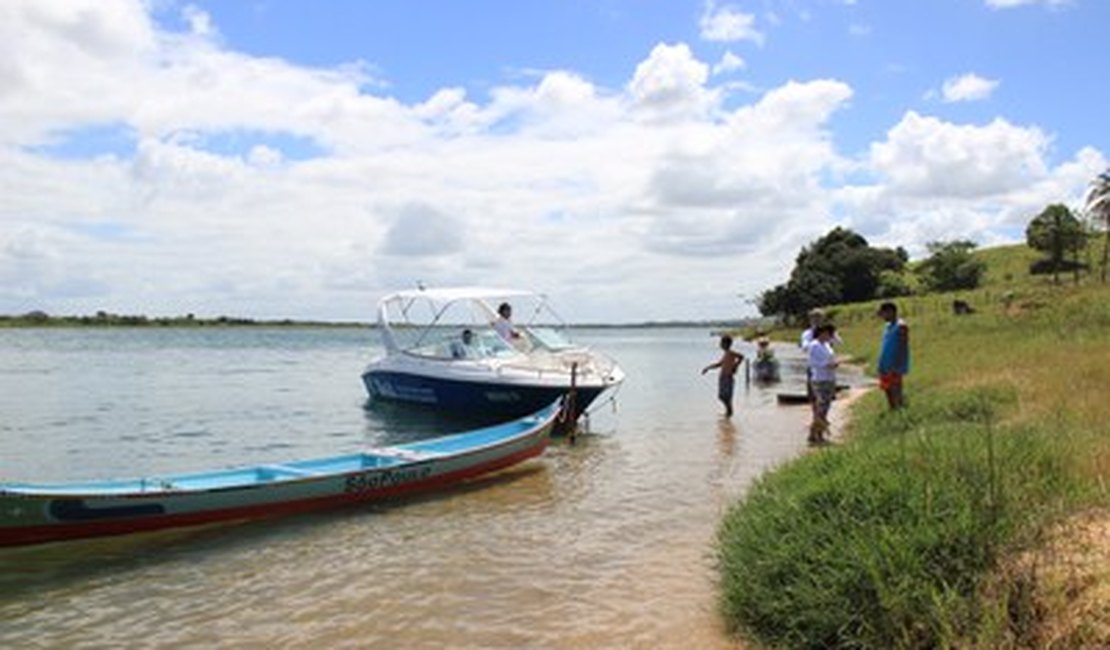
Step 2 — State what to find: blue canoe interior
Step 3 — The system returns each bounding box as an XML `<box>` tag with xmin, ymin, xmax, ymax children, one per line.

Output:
<box><xmin>1</xmin><ymin>401</ymin><xmax>561</xmax><ymax>498</ymax></box>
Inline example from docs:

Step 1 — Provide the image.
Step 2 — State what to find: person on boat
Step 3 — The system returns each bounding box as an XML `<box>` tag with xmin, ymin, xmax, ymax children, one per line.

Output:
<box><xmin>493</xmin><ymin>302</ymin><xmax>523</xmax><ymax>344</ymax></box>
<box><xmin>806</xmin><ymin>324</ymin><xmax>839</xmax><ymax>444</ymax></box>
<box><xmin>450</xmin><ymin>329</ymin><xmax>481</xmax><ymax>359</ymax></box>
<box><xmin>877</xmin><ymin>301</ymin><xmax>910</xmax><ymax>410</ymax></box>
<box><xmin>702</xmin><ymin>334</ymin><xmax>745</xmax><ymax>418</ymax></box>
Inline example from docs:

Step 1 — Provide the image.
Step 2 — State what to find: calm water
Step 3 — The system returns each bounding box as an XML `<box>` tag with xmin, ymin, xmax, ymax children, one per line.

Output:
<box><xmin>0</xmin><ymin>327</ymin><xmax>858</xmax><ymax>649</ymax></box>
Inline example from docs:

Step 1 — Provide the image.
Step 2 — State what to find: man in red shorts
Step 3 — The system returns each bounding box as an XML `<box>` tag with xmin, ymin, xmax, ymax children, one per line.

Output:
<box><xmin>876</xmin><ymin>302</ymin><xmax>909</xmax><ymax>409</ymax></box>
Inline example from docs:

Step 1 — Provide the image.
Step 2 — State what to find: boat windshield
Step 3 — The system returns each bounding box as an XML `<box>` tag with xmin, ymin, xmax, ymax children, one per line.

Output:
<box><xmin>525</xmin><ymin>326</ymin><xmax>577</xmax><ymax>352</ymax></box>
<box><xmin>399</xmin><ymin>327</ymin><xmax>519</xmax><ymax>360</ymax></box>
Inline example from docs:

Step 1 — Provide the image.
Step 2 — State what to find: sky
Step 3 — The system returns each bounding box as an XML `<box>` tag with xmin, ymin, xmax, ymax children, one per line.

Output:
<box><xmin>0</xmin><ymin>0</ymin><xmax>1106</xmax><ymax>324</ymax></box>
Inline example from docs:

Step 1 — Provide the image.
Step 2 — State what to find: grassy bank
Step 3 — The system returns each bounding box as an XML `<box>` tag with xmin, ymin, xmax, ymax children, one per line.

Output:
<box><xmin>718</xmin><ymin>247</ymin><xmax>1110</xmax><ymax>648</ymax></box>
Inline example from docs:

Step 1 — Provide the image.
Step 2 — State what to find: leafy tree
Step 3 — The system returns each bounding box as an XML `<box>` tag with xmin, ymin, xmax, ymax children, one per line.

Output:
<box><xmin>1085</xmin><ymin>169</ymin><xmax>1110</xmax><ymax>282</ymax></box>
<box><xmin>876</xmin><ymin>269</ymin><xmax>915</xmax><ymax>298</ymax></box>
<box><xmin>1025</xmin><ymin>203</ymin><xmax>1087</xmax><ymax>284</ymax></box>
<box><xmin>756</xmin><ymin>283</ymin><xmax>793</xmax><ymax>319</ymax></box>
<box><xmin>758</xmin><ymin>227</ymin><xmax>906</xmax><ymax>320</ymax></box>
<box><xmin>916</xmin><ymin>241</ymin><xmax>986</xmax><ymax>292</ymax></box>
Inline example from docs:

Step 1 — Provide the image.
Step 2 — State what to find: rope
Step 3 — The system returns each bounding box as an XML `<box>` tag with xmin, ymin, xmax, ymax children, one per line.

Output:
<box><xmin>583</xmin><ymin>382</ymin><xmax>622</xmax><ymax>418</ymax></box>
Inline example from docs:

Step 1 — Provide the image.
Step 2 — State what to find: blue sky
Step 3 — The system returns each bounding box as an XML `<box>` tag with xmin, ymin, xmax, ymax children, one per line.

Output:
<box><xmin>0</xmin><ymin>0</ymin><xmax>1106</xmax><ymax>322</ymax></box>
<box><xmin>180</xmin><ymin>0</ymin><xmax>1104</xmax><ymax>158</ymax></box>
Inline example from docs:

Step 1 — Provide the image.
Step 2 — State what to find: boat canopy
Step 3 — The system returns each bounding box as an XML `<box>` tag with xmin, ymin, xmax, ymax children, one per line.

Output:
<box><xmin>375</xmin><ymin>287</ymin><xmax>555</xmax><ymax>355</ymax></box>
<box><xmin>379</xmin><ymin>287</ymin><xmax>538</xmax><ymax>304</ymax></box>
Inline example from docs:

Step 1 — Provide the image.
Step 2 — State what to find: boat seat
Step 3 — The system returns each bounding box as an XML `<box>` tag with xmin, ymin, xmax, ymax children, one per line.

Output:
<box><xmin>364</xmin><ymin>448</ymin><xmax>440</xmax><ymax>462</ymax></box>
<box><xmin>259</xmin><ymin>464</ymin><xmax>318</xmax><ymax>478</ymax></box>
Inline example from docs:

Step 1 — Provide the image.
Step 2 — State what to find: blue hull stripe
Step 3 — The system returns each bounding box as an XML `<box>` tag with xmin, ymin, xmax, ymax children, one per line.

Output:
<box><xmin>363</xmin><ymin>371</ymin><xmax>602</xmax><ymax>419</ymax></box>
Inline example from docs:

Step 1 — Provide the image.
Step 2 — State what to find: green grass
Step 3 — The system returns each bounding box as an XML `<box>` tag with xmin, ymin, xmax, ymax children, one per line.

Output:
<box><xmin>717</xmin><ymin>245</ymin><xmax>1110</xmax><ymax>648</ymax></box>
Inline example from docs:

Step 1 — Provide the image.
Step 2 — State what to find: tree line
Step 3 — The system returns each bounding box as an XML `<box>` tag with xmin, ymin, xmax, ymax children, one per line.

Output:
<box><xmin>758</xmin><ymin>167</ymin><xmax>1110</xmax><ymax>321</ymax></box>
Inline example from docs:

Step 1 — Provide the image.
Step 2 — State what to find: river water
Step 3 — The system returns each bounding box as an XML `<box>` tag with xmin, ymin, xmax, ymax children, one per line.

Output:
<box><xmin>0</xmin><ymin>327</ymin><xmax>856</xmax><ymax>649</ymax></box>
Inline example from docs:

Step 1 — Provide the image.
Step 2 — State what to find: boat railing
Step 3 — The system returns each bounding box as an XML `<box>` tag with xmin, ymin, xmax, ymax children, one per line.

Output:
<box><xmin>495</xmin><ymin>348</ymin><xmax>622</xmax><ymax>382</ymax></box>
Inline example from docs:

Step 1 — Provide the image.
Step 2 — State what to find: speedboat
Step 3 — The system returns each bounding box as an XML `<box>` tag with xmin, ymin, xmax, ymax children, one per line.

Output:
<box><xmin>362</xmin><ymin>287</ymin><xmax>624</xmax><ymax>422</ymax></box>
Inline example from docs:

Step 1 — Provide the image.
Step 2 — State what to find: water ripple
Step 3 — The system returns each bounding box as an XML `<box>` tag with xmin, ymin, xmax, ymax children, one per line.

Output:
<box><xmin>0</xmin><ymin>327</ymin><xmax>842</xmax><ymax>648</ymax></box>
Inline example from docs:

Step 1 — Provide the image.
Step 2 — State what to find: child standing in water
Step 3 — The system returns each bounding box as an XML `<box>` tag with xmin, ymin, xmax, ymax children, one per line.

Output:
<box><xmin>702</xmin><ymin>334</ymin><xmax>745</xmax><ymax>417</ymax></box>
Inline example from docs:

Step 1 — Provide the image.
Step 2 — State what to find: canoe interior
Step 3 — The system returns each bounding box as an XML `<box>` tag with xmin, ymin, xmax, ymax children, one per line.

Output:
<box><xmin>1</xmin><ymin>405</ymin><xmax>556</xmax><ymax>497</ymax></box>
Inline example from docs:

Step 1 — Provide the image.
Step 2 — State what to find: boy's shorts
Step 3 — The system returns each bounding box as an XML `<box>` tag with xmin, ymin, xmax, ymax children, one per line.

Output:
<box><xmin>812</xmin><ymin>380</ymin><xmax>836</xmax><ymax>407</ymax></box>
<box><xmin>879</xmin><ymin>372</ymin><xmax>903</xmax><ymax>391</ymax></box>
<box><xmin>718</xmin><ymin>374</ymin><xmax>735</xmax><ymax>401</ymax></box>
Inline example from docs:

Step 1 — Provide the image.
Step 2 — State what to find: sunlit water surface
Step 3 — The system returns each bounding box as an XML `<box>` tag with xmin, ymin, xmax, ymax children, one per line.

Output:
<box><xmin>0</xmin><ymin>327</ymin><xmax>861</xmax><ymax>648</ymax></box>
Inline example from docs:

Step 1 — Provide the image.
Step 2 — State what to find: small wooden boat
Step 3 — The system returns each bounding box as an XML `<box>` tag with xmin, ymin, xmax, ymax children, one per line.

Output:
<box><xmin>776</xmin><ymin>384</ymin><xmax>851</xmax><ymax>405</ymax></box>
<box><xmin>0</xmin><ymin>402</ymin><xmax>560</xmax><ymax>548</ymax></box>
<box><xmin>776</xmin><ymin>391</ymin><xmax>810</xmax><ymax>405</ymax></box>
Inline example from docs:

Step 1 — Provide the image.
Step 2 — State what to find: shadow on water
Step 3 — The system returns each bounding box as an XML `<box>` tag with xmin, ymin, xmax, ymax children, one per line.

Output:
<box><xmin>0</xmin><ymin>462</ymin><xmax>549</xmax><ymax>605</ymax></box>
<box><xmin>360</xmin><ymin>397</ymin><xmax>538</xmax><ymax>446</ymax></box>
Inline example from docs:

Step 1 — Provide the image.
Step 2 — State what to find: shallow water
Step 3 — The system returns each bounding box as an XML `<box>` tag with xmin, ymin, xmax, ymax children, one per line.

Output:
<box><xmin>0</xmin><ymin>327</ymin><xmax>860</xmax><ymax>648</ymax></box>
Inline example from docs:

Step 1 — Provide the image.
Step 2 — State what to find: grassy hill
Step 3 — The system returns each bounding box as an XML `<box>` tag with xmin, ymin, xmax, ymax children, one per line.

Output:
<box><xmin>718</xmin><ymin>243</ymin><xmax>1110</xmax><ymax>648</ymax></box>
<box><xmin>975</xmin><ymin>243</ymin><xmax>1044</xmax><ymax>289</ymax></box>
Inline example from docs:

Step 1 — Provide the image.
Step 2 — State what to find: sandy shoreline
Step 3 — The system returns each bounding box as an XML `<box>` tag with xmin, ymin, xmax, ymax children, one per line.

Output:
<box><xmin>826</xmin><ymin>385</ymin><xmax>871</xmax><ymax>442</ymax></box>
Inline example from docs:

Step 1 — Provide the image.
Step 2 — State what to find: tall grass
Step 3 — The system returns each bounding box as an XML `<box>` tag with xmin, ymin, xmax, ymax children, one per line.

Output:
<box><xmin>717</xmin><ymin>247</ymin><xmax>1110</xmax><ymax>648</ymax></box>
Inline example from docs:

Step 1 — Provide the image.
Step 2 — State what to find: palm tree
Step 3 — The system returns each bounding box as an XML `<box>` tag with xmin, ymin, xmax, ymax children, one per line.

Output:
<box><xmin>1086</xmin><ymin>168</ymin><xmax>1110</xmax><ymax>282</ymax></box>
<box><xmin>1026</xmin><ymin>204</ymin><xmax>1085</xmax><ymax>285</ymax></box>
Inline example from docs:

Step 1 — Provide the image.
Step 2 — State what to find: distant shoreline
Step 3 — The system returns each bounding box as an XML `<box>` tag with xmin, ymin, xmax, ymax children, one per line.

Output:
<box><xmin>0</xmin><ymin>313</ymin><xmax>368</xmax><ymax>329</ymax></box>
<box><xmin>0</xmin><ymin>312</ymin><xmax>758</xmax><ymax>330</ymax></box>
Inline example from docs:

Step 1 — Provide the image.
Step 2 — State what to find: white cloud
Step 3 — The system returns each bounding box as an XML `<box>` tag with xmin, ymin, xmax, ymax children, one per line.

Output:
<box><xmin>0</xmin><ymin>0</ymin><xmax>398</xmax><ymax>152</ymax></box>
<box><xmin>485</xmin><ymin>70</ymin><xmax>622</xmax><ymax>137</ymax></box>
<box><xmin>712</xmin><ymin>51</ymin><xmax>746</xmax><ymax>76</ymax></box>
<box><xmin>940</xmin><ymin>73</ymin><xmax>1000</xmax><ymax>103</ymax></box>
<box><xmin>870</xmin><ymin>112</ymin><xmax>1048</xmax><ymax>197</ymax></box>
<box><xmin>642</xmin><ymin>79</ymin><xmax>854</xmax><ymax>256</ymax></box>
<box><xmin>0</xmin><ymin>0</ymin><xmax>1103</xmax><ymax>323</ymax></box>
<box><xmin>627</xmin><ymin>43</ymin><xmax>714</xmax><ymax>120</ymax></box>
<box><xmin>247</xmin><ymin>145</ymin><xmax>283</xmax><ymax>168</ymax></box>
<box><xmin>985</xmin><ymin>0</ymin><xmax>1071</xmax><ymax>8</ymax></box>
<box><xmin>181</xmin><ymin>4</ymin><xmax>217</xmax><ymax>38</ymax></box>
<box><xmin>698</xmin><ymin>2</ymin><xmax>765</xmax><ymax>45</ymax></box>
<box><xmin>0</xmin><ymin>0</ymin><xmax>157</xmax><ymax>144</ymax></box>
<box><xmin>840</xmin><ymin>115</ymin><xmax>1103</xmax><ymax>253</ymax></box>
<box><xmin>378</xmin><ymin>203</ymin><xmax>465</xmax><ymax>257</ymax></box>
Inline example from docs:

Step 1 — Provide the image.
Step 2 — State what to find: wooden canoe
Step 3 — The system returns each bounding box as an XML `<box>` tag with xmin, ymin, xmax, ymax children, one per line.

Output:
<box><xmin>0</xmin><ymin>402</ymin><xmax>560</xmax><ymax>547</ymax></box>
<box><xmin>776</xmin><ymin>384</ymin><xmax>851</xmax><ymax>405</ymax></box>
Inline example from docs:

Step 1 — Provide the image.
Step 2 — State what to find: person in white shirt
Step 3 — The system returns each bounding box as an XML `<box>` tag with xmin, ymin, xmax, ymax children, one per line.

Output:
<box><xmin>493</xmin><ymin>302</ymin><xmax>521</xmax><ymax>343</ymax></box>
<box><xmin>806</xmin><ymin>324</ymin><xmax>839</xmax><ymax>444</ymax></box>
<box><xmin>800</xmin><ymin>308</ymin><xmax>841</xmax><ymax>403</ymax></box>
<box><xmin>799</xmin><ymin>308</ymin><xmax>823</xmax><ymax>351</ymax></box>
<box><xmin>800</xmin><ymin>308</ymin><xmax>842</xmax><ymax>350</ymax></box>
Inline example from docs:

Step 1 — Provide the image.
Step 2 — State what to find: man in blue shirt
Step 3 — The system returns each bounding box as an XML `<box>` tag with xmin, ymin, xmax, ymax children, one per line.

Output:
<box><xmin>877</xmin><ymin>302</ymin><xmax>910</xmax><ymax>410</ymax></box>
